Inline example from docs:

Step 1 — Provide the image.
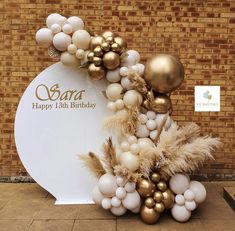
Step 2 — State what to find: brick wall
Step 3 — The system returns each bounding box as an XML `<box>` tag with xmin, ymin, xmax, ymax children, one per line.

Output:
<box><xmin>0</xmin><ymin>0</ymin><xmax>234</xmax><ymax>180</ymax></box>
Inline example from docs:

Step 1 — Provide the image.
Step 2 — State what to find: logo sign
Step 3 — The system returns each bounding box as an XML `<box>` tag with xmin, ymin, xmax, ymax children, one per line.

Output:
<box><xmin>194</xmin><ymin>86</ymin><xmax>220</xmax><ymax>112</ymax></box>
<box><xmin>14</xmin><ymin>63</ymin><xmax>109</xmax><ymax>204</ymax></box>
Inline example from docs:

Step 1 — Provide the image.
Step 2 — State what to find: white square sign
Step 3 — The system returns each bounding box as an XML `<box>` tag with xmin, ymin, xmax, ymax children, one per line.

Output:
<box><xmin>194</xmin><ymin>86</ymin><xmax>220</xmax><ymax>112</ymax></box>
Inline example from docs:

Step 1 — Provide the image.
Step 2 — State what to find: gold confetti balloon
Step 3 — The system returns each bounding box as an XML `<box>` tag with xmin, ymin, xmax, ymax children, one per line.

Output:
<box><xmin>88</xmin><ymin>63</ymin><xmax>106</xmax><ymax>80</ymax></box>
<box><xmin>90</xmin><ymin>36</ymin><xmax>105</xmax><ymax>50</ymax></box>
<box><xmin>157</xmin><ymin>181</ymin><xmax>167</xmax><ymax>192</ymax></box>
<box><xmin>144</xmin><ymin>54</ymin><xmax>184</xmax><ymax>93</ymax></box>
<box><xmin>153</xmin><ymin>191</ymin><xmax>163</xmax><ymax>203</ymax></box>
<box><xmin>140</xmin><ymin>206</ymin><xmax>160</xmax><ymax>224</ymax></box>
<box><xmin>145</xmin><ymin>197</ymin><xmax>155</xmax><ymax>208</ymax></box>
<box><xmin>154</xmin><ymin>202</ymin><xmax>165</xmax><ymax>213</ymax></box>
<box><xmin>150</xmin><ymin>173</ymin><xmax>161</xmax><ymax>183</ymax></box>
<box><xmin>137</xmin><ymin>179</ymin><xmax>156</xmax><ymax>198</ymax></box>
<box><xmin>102</xmin><ymin>51</ymin><xmax>120</xmax><ymax>70</ymax></box>
<box><xmin>162</xmin><ymin>189</ymin><xmax>175</xmax><ymax>209</ymax></box>
<box><xmin>102</xmin><ymin>31</ymin><xmax>115</xmax><ymax>39</ymax></box>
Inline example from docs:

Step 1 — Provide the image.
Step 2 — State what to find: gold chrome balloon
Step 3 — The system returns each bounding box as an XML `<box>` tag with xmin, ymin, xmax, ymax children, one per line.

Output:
<box><xmin>102</xmin><ymin>31</ymin><xmax>115</xmax><ymax>40</ymax></box>
<box><xmin>106</xmin><ymin>36</ymin><xmax>114</xmax><ymax>44</ymax></box>
<box><xmin>153</xmin><ymin>191</ymin><xmax>163</xmax><ymax>203</ymax></box>
<box><xmin>137</xmin><ymin>179</ymin><xmax>156</xmax><ymax>198</ymax></box>
<box><xmin>111</xmin><ymin>43</ymin><xmax>121</xmax><ymax>53</ymax></box>
<box><xmin>154</xmin><ymin>202</ymin><xmax>165</xmax><ymax>213</ymax></box>
<box><xmin>162</xmin><ymin>189</ymin><xmax>175</xmax><ymax>209</ymax></box>
<box><xmin>140</xmin><ymin>206</ymin><xmax>160</xmax><ymax>224</ymax></box>
<box><xmin>157</xmin><ymin>181</ymin><xmax>167</xmax><ymax>192</ymax></box>
<box><xmin>88</xmin><ymin>63</ymin><xmax>106</xmax><ymax>80</ymax></box>
<box><xmin>114</xmin><ymin>36</ymin><xmax>127</xmax><ymax>52</ymax></box>
<box><xmin>151</xmin><ymin>173</ymin><xmax>161</xmax><ymax>183</ymax></box>
<box><xmin>93</xmin><ymin>56</ymin><xmax>102</xmax><ymax>66</ymax></box>
<box><xmin>87</xmin><ymin>52</ymin><xmax>94</xmax><ymax>62</ymax></box>
<box><xmin>145</xmin><ymin>197</ymin><xmax>155</xmax><ymax>208</ymax></box>
<box><xmin>101</xmin><ymin>42</ymin><xmax>110</xmax><ymax>52</ymax></box>
<box><xmin>144</xmin><ymin>54</ymin><xmax>184</xmax><ymax>93</ymax></box>
<box><xmin>102</xmin><ymin>51</ymin><xmax>120</xmax><ymax>70</ymax></box>
<box><xmin>90</xmin><ymin>36</ymin><xmax>105</xmax><ymax>50</ymax></box>
<box><xmin>93</xmin><ymin>46</ymin><xmax>103</xmax><ymax>57</ymax></box>
<box><xmin>152</xmin><ymin>94</ymin><xmax>172</xmax><ymax>114</ymax></box>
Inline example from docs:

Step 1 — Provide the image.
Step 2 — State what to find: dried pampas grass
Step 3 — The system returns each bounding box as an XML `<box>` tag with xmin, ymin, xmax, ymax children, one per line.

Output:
<box><xmin>154</xmin><ymin>122</ymin><xmax>222</xmax><ymax>178</ymax></box>
<box><xmin>114</xmin><ymin>165</ymin><xmax>141</xmax><ymax>182</ymax></box>
<box><xmin>103</xmin><ymin>106</ymin><xmax>139</xmax><ymax>135</ymax></box>
<box><xmin>128</xmin><ymin>71</ymin><xmax>148</xmax><ymax>95</ymax></box>
<box><xmin>79</xmin><ymin>152</ymin><xmax>106</xmax><ymax>178</ymax></box>
<box><xmin>102</xmin><ymin>138</ymin><xmax>117</xmax><ymax>173</ymax></box>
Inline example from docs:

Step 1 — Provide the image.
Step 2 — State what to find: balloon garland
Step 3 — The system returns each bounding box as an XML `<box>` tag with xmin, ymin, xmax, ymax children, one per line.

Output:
<box><xmin>35</xmin><ymin>13</ymin><xmax>221</xmax><ymax>224</ymax></box>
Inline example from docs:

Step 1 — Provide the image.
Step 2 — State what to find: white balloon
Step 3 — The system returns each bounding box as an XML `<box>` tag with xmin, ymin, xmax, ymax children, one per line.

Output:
<box><xmin>146</xmin><ymin>120</ymin><xmax>157</xmax><ymax>130</ymax></box>
<box><xmin>67</xmin><ymin>44</ymin><xmax>77</xmax><ymax>54</ymax></box>
<box><xmin>107</xmin><ymin>102</ymin><xmax>116</xmax><ymax>111</ymax></box>
<box><xmin>106</xmin><ymin>68</ymin><xmax>121</xmax><ymax>83</ymax></box>
<box><xmin>60</xmin><ymin>52</ymin><xmax>79</xmax><ymax>66</ymax></box>
<box><xmin>106</xmin><ymin>83</ymin><xmax>123</xmax><ymax>101</ymax></box>
<box><xmin>124</xmin><ymin>182</ymin><xmax>136</xmax><ymax>193</ymax></box>
<box><xmin>92</xmin><ymin>185</ymin><xmax>104</xmax><ymax>205</ymax></box>
<box><xmin>169</xmin><ymin>174</ymin><xmax>190</xmax><ymax>195</ymax></box>
<box><xmin>98</xmin><ymin>174</ymin><xmax>117</xmax><ymax>197</ymax></box>
<box><xmin>136</xmin><ymin>124</ymin><xmax>150</xmax><ymax>138</ymax></box>
<box><xmin>147</xmin><ymin>111</ymin><xmax>156</xmax><ymax>120</ymax></box>
<box><xmin>138</xmin><ymin>138</ymin><xmax>154</xmax><ymax>150</ymax></box>
<box><xmin>123</xmin><ymin>90</ymin><xmax>142</xmax><ymax>108</ymax></box>
<box><xmin>121</xmin><ymin>77</ymin><xmax>132</xmax><ymax>90</ymax></box>
<box><xmin>116</xmin><ymin>176</ymin><xmax>126</xmax><ymax>187</ymax></box>
<box><xmin>130</xmin><ymin>65</ymin><xmax>139</xmax><ymax>73</ymax></box>
<box><xmin>119</xmin><ymin>66</ymin><xmax>129</xmax><ymax>76</ymax></box>
<box><xmin>116</xmin><ymin>187</ymin><xmax>127</xmax><ymax>199</ymax></box>
<box><xmin>121</xmin><ymin>53</ymin><xmax>136</xmax><ymax>67</ymax></box>
<box><xmin>131</xmin><ymin>202</ymin><xmax>141</xmax><ymax>213</ymax></box>
<box><xmin>149</xmin><ymin>130</ymin><xmax>158</xmax><ymax>140</ymax></box>
<box><xmin>127</xmin><ymin>50</ymin><xmax>140</xmax><ymax>63</ymax></box>
<box><xmin>67</xmin><ymin>16</ymin><xmax>84</xmax><ymax>31</ymax></box>
<box><xmin>120</xmin><ymin>152</ymin><xmax>139</xmax><ymax>172</ymax></box>
<box><xmin>50</xmin><ymin>24</ymin><xmax>61</xmax><ymax>34</ymax></box>
<box><xmin>111</xmin><ymin>196</ymin><xmax>121</xmax><ymax>207</ymax></box>
<box><xmin>115</xmin><ymin>99</ymin><xmax>124</xmax><ymax>110</ymax></box>
<box><xmin>128</xmin><ymin>136</ymin><xmax>137</xmax><ymax>144</ymax></box>
<box><xmin>75</xmin><ymin>49</ymin><xmax>85</xmax><ymax>59</ymax></box>
<box><xmin>58</xmin><ymin>16</ymin><xmax>67</xmax><ymax>26</ymax></box>
<box><xmin>184</xmin><ymin>189</ymin><xmax>195</xmax><ymax>201</ymax></box>
<box><xmin>110</xmin><ymin>205</ymin><xmax>127</xmax><ymax>216</ymax></box>
<box><xmin>136</xmin><ymin>63</ymin><xmax>145</xmax><ymax>76</ymax></box>
<box><xmin>72</xmin><ymin>30</ymin><xmax>91</xmax><ymax>50</ymax></box>
<box><xmin>171</xmin><ymin>204</ymin><xmax>191</xmax><ymax>222</ymax></box>
<box><xmin>53</xmin><ymin>32</ymin><xmax>71</xmax><ymax>51</ymax></box>
<box><xmin>175</xmin><ymin>194</ymin><xmax>185</xmax><ymax>206</ymax></box>
<box><xmin>80</xmin><ymin>50</ymin><xmax>90</xmax><ymax>65</ymax></box>
<box><xmin>101</xmin><ymin>198</ymin><xmax>112</xmax><ymax>210</ymax></box>
<box><xmin>130</xmin><ymin>144</ymin><xmax>140</xmax><ymax>155</ymax></box>
<box><xmin>155</xmin><ymin>114</ymin><xmax>172</xmax><ymax>129</ymax></box>
<box><xmin>62</xmin><ymin>24</ymin><xmax>73</xmax><ymax>34</ymax></box>
<box><xmin>120</xmin><ymin>141</ymin><xmax>130</xmax><ymax>152</ymax></box>
<box><xmin>35</xmin><ymin>28</ymin><xmax>53</xmax><ymax>45</ymax></box>
<box><xmin>46</xmin><ymin>13</ymin><xmax>61</xmax><ymax>28</ymax></box>
<box><xmin>189</xmin><ymin>181</ymin><xmax>206</xmax><ymax>204</ymax></box>
<box><xmin>185</xmin><ymin>200</ymin><xmax>196</xmax><ymax>211</ymax></box>
<box><xmin>138</xmin><ymin>114</ymin><xmax>148</xmax><ymax>124</ymax></box>
<box><xmin>122</xmin><ymin>191</ymin><xmax>141</xmax><ymax>210</ymax></box>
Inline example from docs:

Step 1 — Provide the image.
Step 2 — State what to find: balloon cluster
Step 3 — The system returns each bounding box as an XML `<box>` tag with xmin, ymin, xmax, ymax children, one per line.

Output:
<box><xmin>137</xmin><ymin>111</ymin><xmax>172</xmax><ymax>140</ymax></box>
<box><xmin>169</xmin><ymin>174</ymin><xmax>207</xmax><ymax>222</ymax></box>
<box><xmin>137</xmin><ymin>173</ymin><xmax>175</xmax><ymax>224</ymax></box>
<box><xmin>92</xmin><ymin>173</ymin><xmax>141</xmax><ymax>216</ymax></box>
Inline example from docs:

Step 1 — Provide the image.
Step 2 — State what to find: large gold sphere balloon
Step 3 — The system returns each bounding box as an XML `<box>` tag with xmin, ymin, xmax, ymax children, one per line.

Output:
<box><xmin>157</xmin><ymin>181</ymin><xmax>167</xmax><ymax>192</ymax></box>
<box><xmin>144</xmin><ymin>54</ymin><xmax>184</xmax><ymax>93</ymax></box>
<box><xmin>88</xmin><ymin>63</ymin><xmax>106</xmax><ymax>80</ymax></box>
<box><xmin>102</xmin><ymin>51</ymin><xmax>120</xmax><ymax>70</ymax></box>
<box><xmin>162</xmin><ymin>189</ymin><xmax>175</xmax><ymax>209</ymax></box>
<box><xmin>154</xmin><ymin>202</ymin><xmax>165</xmax><ymax>213</ymax></box>
<box><xmin>145</xmin><ymin>197</ymin><xmax>155</xmax><ymax>208</ymax></box>
<box><xmin>140</xmin><ymin>206</ymin><xmax>160</xmax><ymax>224</ymax></box>
<box><xmin>102</xmin><ymin>31</ymin><xmax>115</xmax><ymax>39</ymax></box>
<box><xmin>90</xmin><ymin>36</ymin><xmax>105</xmax><ymax>50</ymax></box>
<box><xmin>114</xmin><ymin>36</ymin><xmax>127</xmax><ymax>52</ymax></box>
<box><xmin>150</xmin><ymin>173</ymin><xmax>161</xmax><ymax>183</ymax></box>
<box><xmin>153</xmin><ymin>191</ymin><xmax>163</xmax><ymax>203</ymax></box>
<box><xmin>137</xmin><ymin>179</ymin><xmax>156</xmax><ymax>198</ymax></box>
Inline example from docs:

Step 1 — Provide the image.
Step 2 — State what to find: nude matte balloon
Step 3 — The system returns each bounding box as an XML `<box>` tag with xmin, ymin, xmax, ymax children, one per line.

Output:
<box><xmin>122</xmin><ymin>191</ymin><xmax>141</xmax><ymax>210</ymax></box>
<box><xmin>35</xmin><ymin>28</ymin><xmax>53</xmax><ymax>46</ymax></box>
<box><xmin>189</xmin><ymin>181</ymin><xmax>206</xmax><ymax>204</ymax></box>
<box><xmin>67</xmin><ymin>16</ymin><xmax>84</xmax><ymax>31</ymax></box>
<box><xmin>72</xmin><ymin>30</ymin><xmax>91</xmax><ymax>50</ymax></box>
<box><xmin>120</xmin><ymin>152</ymin><xmax>139</xmax><ymax>172</ymax></box>
<box><xmin>60</xmin><ymin>52</ymin><xmax>79</xmax><ymax>67</ymax></box>
<box><xmin>171</xmin><ymin>204</ymin><xmax>191</xmax><ymax>222</ymax></box>
<box><xmin>106</xmin><ymin>68</ymin><xmax>121</xmax><ymax>82</ymax></box>
<box><xmin>92</xmin><ymin>185</ymin><xmax>104</xmax><ymax>205</ymax></box>
<box><xmin>98</xmin><ymin>174</ymin><xmax>117</xmax><ymax>197</ymax></box>
<box><xmin>111</xmin><ymin>205</ymin><xmax>127</xmax><ymax>216</ymax></box>
<box><xmin>169</xmin><ymin>174</ymin><xmax>190</xmax><ymax>195</ymax></box>
<box><xmin>106</xmin><ymin>83</ymin><xmax>123</xmax><ymax>101</ymax></box>
<box><xmin>46</xmin><ymin>13</ymin><xmax>62</xmax><ymax>28</ymax></box>
<box><xmin>53</xmin><ymin>32</ymin><xmax>71</xmax><ymax>51</ymax></box>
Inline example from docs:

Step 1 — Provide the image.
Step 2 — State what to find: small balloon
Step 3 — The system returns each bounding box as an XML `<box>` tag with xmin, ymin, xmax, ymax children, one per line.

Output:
<box><xmin>145</xmin><ymin>197</ymin><xmax>155</xmax><ymax>208</ymax></box>
<box><xmin>88</xmin><ymin>63</ymin><xmax>106</xmax><ymax>80</ymax></box>
<box><xmin>90</xmin><ymin>36</ymin><xmax>105</xmax><ymax>50</ymax></box>
<box><xmin>154</xmin><ymin>202</ymin><xmax>165</xmax><ymax>213</ymax></box>
<box><xmin>102</xmin><ymin>31</ymin><xmax>115</xmax><ymax>39</ymax></box>
<box><xmin>103</xmin><ymin>51</ymin><xmax>120</xmax><ymax>70</ymax></box>
<box><xmin>114</xmin><ymin>36</ymin><xmax>127</xmax><ymax>52</ymax></box>
<box><xmin>140</xmin><ymin>206</ymin><xmax>160</xmax><ymax>224</ymax></box>
<box><xmin>162</xmin><ymin>189</ymin><xmax>175</xmax><ymax>209</ymax></box>
<box><xmin>157</xmin><ymin>181</ymin><xmax>167</xmax><ymax>192</ymax></box>
<box><xmin>137</xmin><ymin>179</ymin><xmax>156</xmax><ymax>198</ymax></box>
<box><xmin>153</xmin><ymin>191</ymin><xmax>163</xmax><ymax>203</ymax></box>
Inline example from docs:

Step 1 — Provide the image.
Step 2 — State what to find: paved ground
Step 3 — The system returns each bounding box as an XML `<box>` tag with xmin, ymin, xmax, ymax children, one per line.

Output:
<box><xmin>0</xmin><ymin>182</ymin><xmax>234</xmax><ymax>231</ymax></box>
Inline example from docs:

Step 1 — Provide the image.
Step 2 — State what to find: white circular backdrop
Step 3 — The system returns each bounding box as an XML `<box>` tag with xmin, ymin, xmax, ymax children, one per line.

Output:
<box><xmin>14</xmin><ymin>62</ymin><xmax>110</xmax><ymax>204</ymax></box>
